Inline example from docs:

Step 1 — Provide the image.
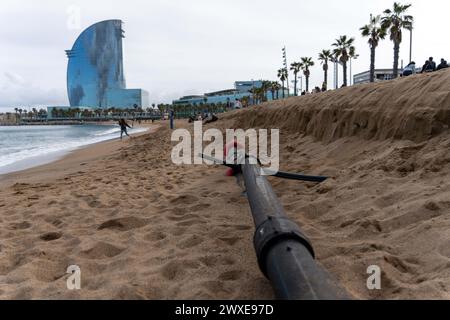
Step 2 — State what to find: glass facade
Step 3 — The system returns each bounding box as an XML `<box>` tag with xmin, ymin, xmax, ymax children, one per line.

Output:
<box><xmin>66</xmin><ymin>20</ymin><xmax>148</xmax><ymax>109</ymax></box>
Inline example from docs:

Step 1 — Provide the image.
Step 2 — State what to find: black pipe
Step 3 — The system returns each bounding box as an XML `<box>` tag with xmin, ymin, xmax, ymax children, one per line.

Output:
<box><xmin>201</xmin><ymin>154</ymin><xmax>327</xmax><ymax>183</ymax></box>
<box><xmin>272</xmin><ymin>171</ymin><xmax>327</xmax><ymax>183</ymax></box>
<box><xmin>241</xmin><ymin>160</ymin><xmax>349</xmax><ymax>300</ymax></box>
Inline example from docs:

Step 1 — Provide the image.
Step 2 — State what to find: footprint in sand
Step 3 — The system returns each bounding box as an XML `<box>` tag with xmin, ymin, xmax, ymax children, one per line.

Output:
<box><xmin>98</xmin><ymin>217</ymin><xmax>149</xmax><ymax>232</ymax></box>
<box><xmin>32</xmin><ymin>259</ymin><xmax>67</xmax><ymax>282</ymax></box>
<box><xmin>170</xmin><ymin>207</ymin><xmax>187</xmax><ymax>216</ymax></box>
<box><xmin>218</xmin><ymin>270</ymin><xmax>242</xmax><ymax>281</ymax></box>
<box><xmin>218</xmin><ymin>224</ymin><xmax>252</xmax><ymax>231</ymax></box>
<box><xmin>200</xmin><ymin>280</ymin><xmax>232</xmax><ymax>296</ymax></box>
<box><xmin>171</xmin><ymin>195</ymin><xmax>199</xmax><ymax>206</ymax></box>
<box><xmin>9</xmin><ymin>221</ymin><xmax>31</xmax><ymax>230</ymax></box>
<box><xmin>189</xmin><ymin>203</ymin><xmax>211</xmax><ymax>211</ymax></box>
<box><xmin>81</xmin><ymin>242</ymin><xmax>125</xmax><ymax>259</ymax></box>
<box><xmin>144</xmin><ymin>231</ymin><xmax>167</xmax><ymax>242</ymax></box>
<box><xmin>160</xmin><ymin>259</ymin><xmax>200</xmax><ymax>280</ymax></box>
<box><xmin>176</xmin><ymin>219</ymin><xmax>206</xmax><ymax>227</ymax></box>
<box><xmin>169</xmin><ymin>226</ymin><xmax>187</xmax><ymax>236</ymax></box>
<box><xmin>167</xmin><ymin>213</ymin><xmax>200</xmax><ymax>222</ymax></box>
<box><xmin>177</xmin><ymin>235</ymin><xmax>204</xmax><ymax>249</ymax></box>
<box><xmin>218</xmin><ymin>237</ymin><xmax>242</xmax><ymax>246</ymax></box>
<box><xmin>39</xmin><ymin>232</ymin><xmax>62</xmax><ymax>241</ymax></box>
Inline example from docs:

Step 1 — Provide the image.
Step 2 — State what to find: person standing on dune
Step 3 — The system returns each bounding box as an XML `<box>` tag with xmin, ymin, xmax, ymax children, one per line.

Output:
<box><xmin>118</xmin><ymin>118</ymin><xmax>132</xmax><ymax>140</ymax></box>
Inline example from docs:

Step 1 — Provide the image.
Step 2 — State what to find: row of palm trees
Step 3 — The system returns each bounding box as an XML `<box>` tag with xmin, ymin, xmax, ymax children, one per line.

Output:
<box><xmin>14</xmin><ymin>107</ymin><xmax>47</xmax><ymax>120</ymax></box>
<box><xmin>275</xmin><ymin>2</ymin><xmax>413</xmax><ymax>96</ymax></box>
<box><xmin>361</xmin><ymin>2</ymin><xmax>413</xmax><ymax>80</ymax></box>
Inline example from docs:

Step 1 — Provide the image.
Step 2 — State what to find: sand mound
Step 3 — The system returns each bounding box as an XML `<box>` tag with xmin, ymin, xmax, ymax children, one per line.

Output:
<box><xmin>213</xmin><ymin>69</ymin><xmax>450</xmax><ymax>299</ymax></box>
<box><xmin>225</xmin><ymin>69</ymin><xmax>450</xmax><ymax>142</ymax></box>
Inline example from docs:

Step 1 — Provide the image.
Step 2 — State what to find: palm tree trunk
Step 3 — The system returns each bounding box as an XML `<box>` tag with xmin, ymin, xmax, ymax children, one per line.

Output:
<box><xmin>282</xmin><ymin>81</ymin><xmax>285</xmax><ymax>98</ymax></box>
<box><xmin>343</xmin><ymin>62</ymin><xmax>348</xmax><ymax>86</ymax></box>
<box><xmin>294</xmin><ymin>72</ymin><xmax>298</xmax><ymax>96</ymax></box>
<box><xmin>393</xmin><ymin>41</ymin><xmax>400</xmax><ymax>78</ymax></box>
<box><xmin>324</xmin><ymin>64</ymin><xmax>328</xmax><ymax>89</ymax></box>
<box><xmin>305</xmin><ymin>76</ymin><xmax>309</xmax><ymax>92</ymax></box>
<box><xmin>370</xmin><ymin>46</ymin><xmax>376</xmax><ymax>82</ymax></box>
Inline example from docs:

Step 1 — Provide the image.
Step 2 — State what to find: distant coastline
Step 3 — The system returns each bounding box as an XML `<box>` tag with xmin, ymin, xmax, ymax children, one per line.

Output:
<box><xmin>0</xmin><ymin>120</ymin><xmax>152</xmax><ymax>126</ymax></box>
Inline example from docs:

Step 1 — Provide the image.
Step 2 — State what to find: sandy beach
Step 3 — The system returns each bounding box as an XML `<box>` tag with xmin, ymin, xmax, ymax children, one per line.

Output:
<box><xmin>0</xmin><ymin>122</ymin><xmax>272</xmax><ymax>299</ymax></box>
<box><xmin>0</xmin><ymin>70</ymin><xmax>449</xmax><ymax>299</ymax></box>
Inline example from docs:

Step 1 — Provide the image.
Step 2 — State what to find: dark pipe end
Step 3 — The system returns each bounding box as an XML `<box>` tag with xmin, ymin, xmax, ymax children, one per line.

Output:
<box><xmin>254</xmin><ymin>216</ymin><xmax>315</xmax><ymax>277</ymax></box>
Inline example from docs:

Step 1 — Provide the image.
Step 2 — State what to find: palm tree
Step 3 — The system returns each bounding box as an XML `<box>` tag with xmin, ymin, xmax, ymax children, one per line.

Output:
<box><xmin>332</xmin><ymin>35</ymin><xmax>356</xmax><ymax>86</ymax></box>
<box><xmin>249</xmin><ymin>87</ymin><xmax>257</xmax><ymax>104</ymax></box>
<box><xmin>300</xmin><ymin>57</ymin><xmax>314</xmax><ymax>92</ymax></box>
<box><xmin>381</xmin><ymin>2</ymin><xmax>413</xmax><ymax>78</ymax></box>
<box><xmin>261</xmin><ymin>80</ymin><xmax>272</xmax><ymax>101</ymax></box>
<box><xmin>360</xmin><ymin>15</ymin><xmax>387</xmax><ymax>83</ymax></box>
<box><xmin>277</xmin><ymin>68</ymin><xmax>288</xmax><ymax>98</ymax></box>
<box><xmin>318</xmin><ymin>50</ymin><xmax>333</xmax><ymax>90</ymax></box>
<box><xmin>269</xmin><ymin>82</ymin><xmax>276</xmax><ymax>100</ymax></box>
<box><xmin>290</xmin><ymin>62</ymin><xmax>302</xmax><ymax>96</ymax></box>
<box><xmin>271</xmin><ymin>81</ymin><xmax>281</xmax><ymax>100</ymax></box>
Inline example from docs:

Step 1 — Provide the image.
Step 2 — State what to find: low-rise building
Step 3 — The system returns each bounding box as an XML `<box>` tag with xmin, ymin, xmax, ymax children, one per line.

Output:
<box><xmin>172</xmin><ymin>80</ymin><xmax>285</xmax><ymax>106</ymax></box>
<box><xmin>0</xmin><ymin>113</ymin><xmax>18</xmax><ymax>124</ymax></box>
<box><xmin>353</xmin><ymin>68</ymin><xmax>423</xmax><ymax>84</ymax></box>
<box><xmin>353</xmin><ymin>69</ymin><xmax>396</xmax><ymax>84</ymax></box>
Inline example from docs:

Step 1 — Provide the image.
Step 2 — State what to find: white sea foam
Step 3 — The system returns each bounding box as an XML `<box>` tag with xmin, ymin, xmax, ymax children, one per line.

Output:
<box><xmin>0</xmin><ymin>125</ymin><xmax>148</xmax><ymax>175</ymax></box>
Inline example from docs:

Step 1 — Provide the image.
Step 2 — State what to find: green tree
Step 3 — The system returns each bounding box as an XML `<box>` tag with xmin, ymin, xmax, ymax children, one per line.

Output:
<box><xmin>277</xmin><ymin>68</ymin><xmax>288</xmax><ymax>98</ymax></box>
<box><xmin>361</xmin><ymin>15</ymin><xmax>387</xmax><ymax>82</ymax></box>
<box><xmin>332</xmin><ymin>35</ymin><xmax>356</xmax><ymax>86</ymax></box>
<box><xmin>290</xmin><ymin>62</ymin><xmax>302</xmax><ymax>96</ymax></box>
<box><xmin>318</xmin><ymin>50</ymin><xmax>333</xmax><ymax>90</ymax></box>
<box><xmin>261</xmin><ymin>80</ymin><xmax>272</xmax><ymax>101</ymax></box>
<box><xmin>273</xmin><ymin>81</ymin><xmax>281</xmax><ymax>99</ymax></box>
<box><xmin>381</xmin><ymin>2</ymin><xmax>413</xmax><ymax>78</ymax></box>
<box><xmin>300</xmin><ymin>57</ymin><xmax>314</xmax><ymax>92</ymax></box>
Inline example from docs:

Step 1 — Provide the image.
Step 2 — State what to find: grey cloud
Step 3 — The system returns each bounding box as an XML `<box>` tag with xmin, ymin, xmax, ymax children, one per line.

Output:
<box><xmin>0</xmin><ymin>0</ymin><xmax>449</xmax><ymax>111</ymax></box>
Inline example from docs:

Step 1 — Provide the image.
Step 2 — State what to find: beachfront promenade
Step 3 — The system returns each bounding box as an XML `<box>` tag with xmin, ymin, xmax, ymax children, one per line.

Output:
<box><xmin>0</xmin><ymin>113</ymin><xmax>161</xmax><ymax>125</ymax></box>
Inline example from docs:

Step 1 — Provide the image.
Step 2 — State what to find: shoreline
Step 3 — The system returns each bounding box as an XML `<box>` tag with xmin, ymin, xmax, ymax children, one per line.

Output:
<box><xmin>0</xmin><ymin>120</ymin><xmax>155</xmax><ymax>126</ymax></box>
<box><xmin>0</xmin><ymin>123</ymin><xmax>159</xmax><ymax>187</ymax></box>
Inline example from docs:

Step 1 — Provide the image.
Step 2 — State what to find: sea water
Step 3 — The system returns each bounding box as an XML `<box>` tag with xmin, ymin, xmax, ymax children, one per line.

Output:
<box><xmin>0</xmin><ymin>124</ymin><xmax>147</xmax><ymax>175</ymax></box>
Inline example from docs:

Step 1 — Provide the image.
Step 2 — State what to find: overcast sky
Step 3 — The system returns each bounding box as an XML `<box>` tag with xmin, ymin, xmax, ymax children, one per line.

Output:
<box><xmin>1</xmin><ymin>0</ymin><xmax>449</xmax><ymax>112</ymax></box>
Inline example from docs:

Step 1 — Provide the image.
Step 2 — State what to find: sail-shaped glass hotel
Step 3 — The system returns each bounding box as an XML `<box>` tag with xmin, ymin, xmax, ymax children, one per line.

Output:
<box><xmin>66</xmin><ymin>20</ymin><xmax>148</xmax><ymax>109</ymax></box>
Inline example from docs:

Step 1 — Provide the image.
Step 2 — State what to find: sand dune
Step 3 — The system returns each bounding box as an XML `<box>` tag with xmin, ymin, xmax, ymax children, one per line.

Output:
<box><xmin>218</xmin><ymin>69</ymin><xmax>450</xmax><ymax>299</ymax></box>
<box><xmin>0</xmin><ymin>70</ymin><xmax>449</xmax><ymax>299</ymax></box>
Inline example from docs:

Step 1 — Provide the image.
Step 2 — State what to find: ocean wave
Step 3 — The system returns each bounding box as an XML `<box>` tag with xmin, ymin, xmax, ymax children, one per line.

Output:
<box><xmin>0</xmin><ymin>125</ymin><xmax>149</xmax><ymax>174</ymax></box>
<box><xmin>94</xmin><ymin>127</ymin><xmax>121</xmax><ymax>136</ymax></box>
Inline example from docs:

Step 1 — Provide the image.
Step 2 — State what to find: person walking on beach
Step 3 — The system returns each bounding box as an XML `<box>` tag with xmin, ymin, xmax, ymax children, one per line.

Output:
<box><xmin>118</xmin><ymin>118</ymin><xmax>132</xmax><ymax>140</ymax></box>
<box><xmin>169</xmin><ymin>109</ymin><xmax>175</xmax><ymax>130</ymax></box>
